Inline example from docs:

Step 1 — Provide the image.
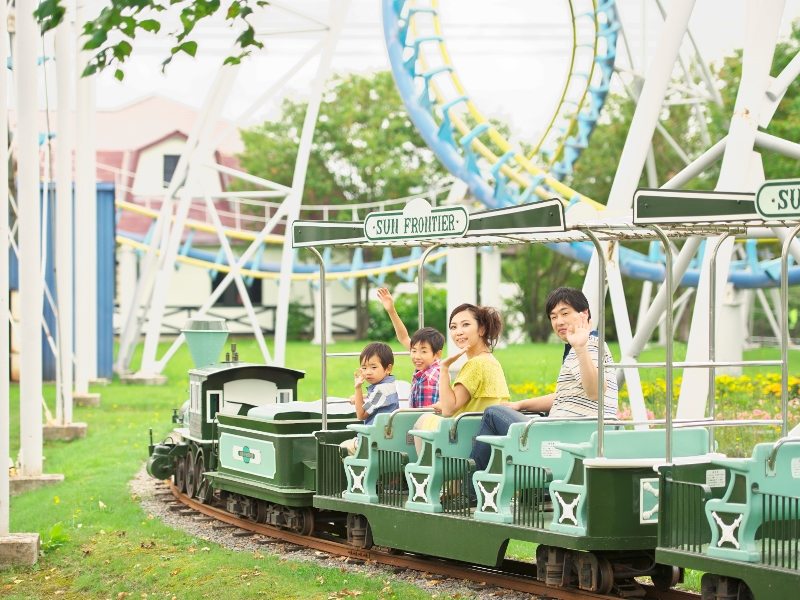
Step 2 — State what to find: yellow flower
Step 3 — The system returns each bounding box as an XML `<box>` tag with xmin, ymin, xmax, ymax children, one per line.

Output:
<box><xmin>54</xmin><ymin>496</ymin><xmax>60</xmax><ymax>504</ymax></box>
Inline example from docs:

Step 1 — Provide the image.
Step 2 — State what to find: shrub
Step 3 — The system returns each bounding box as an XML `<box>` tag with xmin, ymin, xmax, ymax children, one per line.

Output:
<box><xmin>287</xmin><ymin>300</ymin><xmax>314</xmax><ymax>340</ymax></box>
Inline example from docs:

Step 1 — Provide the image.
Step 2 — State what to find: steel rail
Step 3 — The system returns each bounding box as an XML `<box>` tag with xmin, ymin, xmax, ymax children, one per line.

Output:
<box><xmin>164</xmin><ymin>482</ymin><xmax>699</xmax><ymax>600</ymax></box>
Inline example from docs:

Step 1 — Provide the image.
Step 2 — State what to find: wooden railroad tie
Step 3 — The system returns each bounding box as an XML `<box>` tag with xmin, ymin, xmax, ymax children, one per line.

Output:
<box><xmin>232</xmin><ymin>530</ymin><xmax>255</xmax><ymax>537</ymax></box>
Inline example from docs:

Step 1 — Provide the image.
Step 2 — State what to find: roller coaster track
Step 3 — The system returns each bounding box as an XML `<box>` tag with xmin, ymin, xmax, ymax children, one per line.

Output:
<box><xmin>162</xmin><ymin>480</ymin><xmax>698</xmax><ymax>600</ymax></box>
<box><xmin>115</xmin><ymin>1</ymin><xmax>800</xmax><ymax>291</ymax></box>
<box><xmin>382</xmin><ymin>0</ymin><xmax>619</xmax><ymax>210</ymax></box>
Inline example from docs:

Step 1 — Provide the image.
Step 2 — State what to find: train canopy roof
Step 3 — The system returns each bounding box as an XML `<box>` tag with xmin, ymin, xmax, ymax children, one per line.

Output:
<box><xmin>292</xmin><ymin>191</ymin><xmax>798</xmax><ymax>250</ymax></box>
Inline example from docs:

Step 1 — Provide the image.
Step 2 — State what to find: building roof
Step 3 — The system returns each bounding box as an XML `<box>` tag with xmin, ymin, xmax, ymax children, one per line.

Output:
<box><xmin>10</xmin><ymin>93</ymin><xmax>244</xmax><ymax>156</ymax></box>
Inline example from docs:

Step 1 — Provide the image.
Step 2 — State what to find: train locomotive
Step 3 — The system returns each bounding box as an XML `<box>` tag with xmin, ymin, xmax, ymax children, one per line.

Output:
<box><xmin>146</xmin><ymin>197</ymin><xmax>800</xmax><ymax>599</ymax></box>
<box><xmin>147</xmin><ymin>317</ymin><xmax>360</xmax><ymax>534</ymax></box>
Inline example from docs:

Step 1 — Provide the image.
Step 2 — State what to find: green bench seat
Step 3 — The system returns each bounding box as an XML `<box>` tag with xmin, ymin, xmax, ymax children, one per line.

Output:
<box><xmin>472</xmin><ymin>419</ymin><xmax>600</xmax><ymax>524</ymax></box>
<box><xmin>342</xmin><ymin>411</ymin><xmax>424</xmax><ymax>504</ymax></box>
<box><xmin>550</xmin><ymin>428</ymin><xmax>711</xmax><ymax>536</ymax></box>
<box><xmin>703</xmin><ymin>438</ymin><xmax>800</xmax><ymax>563</ymax></box>
<box><xmin>404</xmin><ymin>415</ymin><xmax>483</xmax><ymax>513</ymax></box>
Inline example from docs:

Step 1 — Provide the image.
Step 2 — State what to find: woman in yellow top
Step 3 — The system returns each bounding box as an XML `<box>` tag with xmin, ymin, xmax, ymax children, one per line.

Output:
<box><xmin>436</xmin><ymin>303</ymin><xmax>510</xmax><ymax>417</ymax></box>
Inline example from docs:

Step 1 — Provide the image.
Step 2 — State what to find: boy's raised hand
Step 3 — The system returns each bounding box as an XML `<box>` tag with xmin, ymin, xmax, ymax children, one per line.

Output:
<box><xmin>566</xmin><ymin>312</ymin><xmax>592</xmax><ymax>349</ymax></box>
<box><xmin>376</xmin><ymin>288</ymin><xmax>396</xmax><ymax>313</ymax></box>
<box><xmin>353</xmin><ymin>370</ymin><xmax>365</xmax><ymax>389</ymax></box>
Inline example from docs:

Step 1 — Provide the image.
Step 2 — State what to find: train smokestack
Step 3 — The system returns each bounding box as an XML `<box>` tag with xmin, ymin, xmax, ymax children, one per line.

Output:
<box><xmin>182</xmin><ymin>318</ymin><xmax>229</xmax><ymax>369</ymax></box>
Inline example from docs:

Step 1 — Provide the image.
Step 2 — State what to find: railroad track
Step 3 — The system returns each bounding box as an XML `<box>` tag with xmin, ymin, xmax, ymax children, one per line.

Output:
<box><xmin>162</xmin><ymin>482</ymin><xmax>699</xmax><ymax>600</ymax></box>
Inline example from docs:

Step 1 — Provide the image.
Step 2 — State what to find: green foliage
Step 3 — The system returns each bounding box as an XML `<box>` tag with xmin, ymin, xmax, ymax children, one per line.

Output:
<box><xmin>34</xmin><ymin>0</ymin><xmax>266</xmax><ymax>79</ymax></box>
<box><xmin>501</xmin><ymin>245</ymin><xmax>585</xmax><ymax>342</ymax></box>
<box><xmin>39</xmin><ymin>522</ymin><xmax>70</xmax><ymax>556</ymax></box>
<box><xmin>368</xmin><ymin>286</ymin><xmax>447</xmax><ymax>342</ymax></box>
<box><xmin>287</xmin><ymin>300</ymin><xmax>313</xmax><ymax>340</ymax></box>
<box><xmin>232</xmin><ymin>71</ymin><xmax>449</xmax><ymax>208</ymax></box>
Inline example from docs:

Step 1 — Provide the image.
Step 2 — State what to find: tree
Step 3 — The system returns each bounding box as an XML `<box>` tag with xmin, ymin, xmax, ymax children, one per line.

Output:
<box><xmin>36</xmin><ymin>0</ymin><xmax>265</xmax><ymax>79</ymax></box>
<box><xmin>232</xmin><ymin>71</ymin><xmax>449</xmax><ymax>206</ymax></box>
<box><xmin>501</xmin><ymin>245</ymin><xmax>585</xmax><ymax>342</ymax></box>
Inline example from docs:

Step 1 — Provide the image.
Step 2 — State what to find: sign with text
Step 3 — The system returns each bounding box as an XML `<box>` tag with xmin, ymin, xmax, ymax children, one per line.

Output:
<box><xmin>364</xmin><ymin>198</ymin><xmax>468</xmax><ymax>241</ymax></box>
<box><xmin>756</xmin><ymin>179</ymin><xmax>800</xmax><ymax>219</ymax></box>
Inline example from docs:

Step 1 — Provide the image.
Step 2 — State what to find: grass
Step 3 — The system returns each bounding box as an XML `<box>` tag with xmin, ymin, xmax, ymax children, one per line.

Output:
<box><xmin>4</xmin><ymin>339</ymin><xmax>799</xmax><ymax>597</ymax></box>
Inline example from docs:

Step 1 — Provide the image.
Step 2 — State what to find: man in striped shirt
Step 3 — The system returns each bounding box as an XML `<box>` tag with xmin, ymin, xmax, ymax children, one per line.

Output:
<box><xmin>470</xmin><ymin>287</ymin><xmax>618</xmax><ymax>473</ymax></box>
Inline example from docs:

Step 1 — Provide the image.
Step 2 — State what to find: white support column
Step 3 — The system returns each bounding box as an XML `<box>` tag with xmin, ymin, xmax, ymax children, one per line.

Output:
<box><xmin>446</xmin><ymin>247</ymin><xmax>477</xmax><ymax>359</ymax></box>
<box><xmin>606</xmin><ymin>1</ymin><xmax>696</xmax><ymax>211</ymax></box>
<box><xmin>274</xmin><ymin>0</ymin><xmax>351</xmax><ymax>367</ymax></box>
<box><xmin>138</xmin><ymin>64</ymin><xmax>243</xmax><ymax>375</ymax></box>
<box><xmin>637</xmin><ymin>280</ymin><xmax>653</xmax><ymax>331</ymax></box>
<box><xmin>55</xmin><ymin>17</ymin><xmax>73</xmax><ymax>424</ymax></box>
<box><xmin>480</xmin><ymin>248</ymin><xmax>502</xmax><ymax>310</ymax></box>
<box><xmin>17</xmin><ymin>0</ymin><xmax>43</xmax><ymax>476</ymax></box>
<box><xmin>311</xmin><ymin>283</ymin><xmax>334</xmax><ymax>345</ymax></box>
<box><xmin>0</xmin><ymin>0</ymin><xmax>10</xmax><ymax>534</ymax></box>
<box><xmin>118</xmin><ymin>245</ymin><xmax>137</xmax><ymax>334</ymax></box>
<box><xmin>628</xmin><ymin>237</ymin><xmax>703</xmax><ymax>357</ymax></box>
<box><xmin>606</xmin><ymin>243</ymin><xmax>647</xmax><ymax>427</ymax></box>
<box><xmin>74</xmin><ymin>0</ymin><xmax>98</xmax><ymax>394</ymax></box>
<box><xmin>582</xmin><ymin>3</ymin><xmax>696</xmax><ymax>354</ymax></box>
<box><xmin>677</xmin><ymin>0</ymin><xmax>786</xmax><ymax>419</ymax></box>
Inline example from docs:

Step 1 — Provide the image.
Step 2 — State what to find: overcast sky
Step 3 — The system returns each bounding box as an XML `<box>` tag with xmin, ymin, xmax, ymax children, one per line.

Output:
<box><xmin>39</xmin><ymin>0</ymin><xmax>800</xmax><ymax>143</ymax></box>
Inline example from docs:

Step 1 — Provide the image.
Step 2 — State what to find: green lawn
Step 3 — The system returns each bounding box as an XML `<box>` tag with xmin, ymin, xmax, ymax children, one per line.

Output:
<box><xmin>4</xmin><ymin>339</ymin><xmax>798</xmax><ymax>598</ymax></box>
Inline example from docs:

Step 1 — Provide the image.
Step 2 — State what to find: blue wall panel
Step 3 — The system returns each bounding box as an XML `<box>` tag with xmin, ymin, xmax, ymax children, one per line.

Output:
<box><xmin>96</xmin><ymin>183</ymin><xmax>115</xmax><ymax>381</ymax></box>
<box><xmin>10</xmin><ymin>183</ymin><xmax>115</xmax><ymax>381</ymax></box>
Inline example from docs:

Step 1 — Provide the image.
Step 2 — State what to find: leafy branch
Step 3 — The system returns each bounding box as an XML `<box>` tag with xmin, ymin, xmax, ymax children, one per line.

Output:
<box><xmin>34</xmin><ymin>0</ymin><xmax>269</xmax><ymax>81</ymax></box>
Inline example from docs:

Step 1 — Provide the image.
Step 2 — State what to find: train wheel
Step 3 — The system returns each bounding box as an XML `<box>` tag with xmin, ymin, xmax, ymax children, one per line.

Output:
<box><xmin>174</xmin><ymin>456</ymin><xmax>187</xmax><ymax>493</ymax></box>
<box><xmin>185</xmin><ymin>450</ymin><xmax>197</xmax><ymax>498</ymax></box>
<box><xmin>651</xmin><ymin>564</ymin><xmax>681</xmax><ymax>591</ymax></box>
<box><xmin>194</xmin><ymin>452</ymin><xmax>210</xmax><ymax>504</ymax></box>
<box><xmin>595</xmin><ymin>557</ymin><xmax>614</xmax><ymax>595</ymax></box>
<box><xmin>255</xmin><ymin>499</ymin><xmax>269</xmax><ymax>524</ymax></box>
<box><xmin>293</xmin><ymin>507</ymin><xmax>314</xmax><ymax>536</ymax></box>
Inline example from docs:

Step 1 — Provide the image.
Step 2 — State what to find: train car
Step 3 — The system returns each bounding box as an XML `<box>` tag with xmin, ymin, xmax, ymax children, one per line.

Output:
<box><xmin>654</xmin><ymin>440</ymin><xmax>800</xmax><ymax>599</ymax></box>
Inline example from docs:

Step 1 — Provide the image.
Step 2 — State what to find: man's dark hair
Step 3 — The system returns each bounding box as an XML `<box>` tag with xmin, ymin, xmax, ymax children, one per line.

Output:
<box><xmin>360</xmin><ymin>342</ymin><xmax>395</xmax><ymax>369</ymax></box>
<box><xmin>545</xmin><ymin>287</ymin><xmax>591</xmax><ymax>319</ymax></box>
<box><xmin>410</xmin><ymin>327</ymin><xmax>445</xmax><ymax>354</ymax></box>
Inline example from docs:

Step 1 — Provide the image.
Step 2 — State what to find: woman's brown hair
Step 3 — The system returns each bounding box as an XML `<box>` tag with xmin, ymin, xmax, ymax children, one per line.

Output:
<box><xmin>449</xmin><ymin>303</ymin><xmax>504</xmax><ymax>351</ymax></box>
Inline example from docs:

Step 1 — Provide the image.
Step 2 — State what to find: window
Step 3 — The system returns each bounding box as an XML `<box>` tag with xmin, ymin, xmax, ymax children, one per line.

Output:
<box><xmin>163</xmin><ymin>154</ymin><xmax>180</xmax><ymax>187</ymax></box>
<box><xmin>278</xmin><ymin>390</ymin><xmax>293</xmax><ymax>404</ymax></box>
<box><xmin>207</xmin><ymin>392</ymin><xmax>221</xmax><ymax>423</ymax></box>
<box><xmin>211</xmin><ymin>271</ymin><xmax>262</xmax><ymax>307</ymax></box>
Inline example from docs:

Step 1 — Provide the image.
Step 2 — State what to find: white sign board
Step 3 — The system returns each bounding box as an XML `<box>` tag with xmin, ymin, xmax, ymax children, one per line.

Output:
<box><xmin>756</xmin><ymin>179</ymin><xmax>800</xmax><ymax>219</ymax></box>
<box><xmin>364</xmin><ymin>198</ymin><xmax>468</xmax><ymax>242</ymax></box>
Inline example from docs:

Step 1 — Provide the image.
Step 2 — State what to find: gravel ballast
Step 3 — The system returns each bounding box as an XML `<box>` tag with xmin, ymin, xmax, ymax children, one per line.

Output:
<box><xmin>131</xmin><ymin>465</ymin><xmax>542</xmax><ymax>599</ymax></box>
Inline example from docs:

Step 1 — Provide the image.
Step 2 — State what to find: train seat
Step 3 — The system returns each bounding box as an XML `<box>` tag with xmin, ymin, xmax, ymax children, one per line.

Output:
<box><xmin>549</xmin><ymin>428</ymin><xmax>710</xmax><ymax>536</ymax></box>
<box><xmin>404</xmin><ymin>415</ymin><xmax>483</xmax><ymax>514</ymax></box>
<box><xmin>341</xmin><ymin>410</ymin><xmax>424</xmax><ymax>504</ymax></box>
<box><xmin>472</xmin><ymin>419</ymin><xmax>599</xmax><ymax>524</ymax></box>
<box><xmin>702</xmin><ymin>439</ymin><xmax>800</xmax><ymax>563</ymax></box>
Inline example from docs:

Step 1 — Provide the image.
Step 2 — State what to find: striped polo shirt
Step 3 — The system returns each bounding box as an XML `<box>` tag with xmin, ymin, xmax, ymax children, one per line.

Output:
<box><xmin>550</xmin><ymin>331</ymin><xmax>618</xmax><ymax>418</ymax></box>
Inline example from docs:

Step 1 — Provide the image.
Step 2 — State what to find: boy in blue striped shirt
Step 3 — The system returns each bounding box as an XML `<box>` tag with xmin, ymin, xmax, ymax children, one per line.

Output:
<box><xmin>341</xmin><ymin>342</ymin><xmax>400</xmax><ymax>456</ymax></box>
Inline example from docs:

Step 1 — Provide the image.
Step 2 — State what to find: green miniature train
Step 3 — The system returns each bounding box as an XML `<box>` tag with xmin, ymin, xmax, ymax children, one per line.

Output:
<box><xmin>147</xmin><ymin>192</ymin><xmax>800</xmax><ymax>599</ymax></box>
